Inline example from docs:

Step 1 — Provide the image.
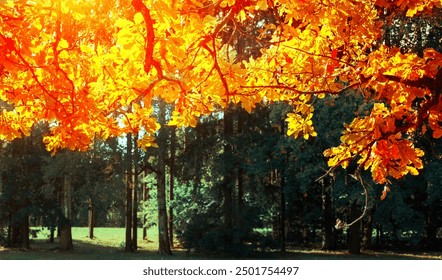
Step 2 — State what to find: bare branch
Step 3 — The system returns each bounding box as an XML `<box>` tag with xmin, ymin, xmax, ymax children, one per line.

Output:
<box><xmin>334</xmin><ymin>169</ymin><xmax>370</xmax><ymax>230</ymax></box>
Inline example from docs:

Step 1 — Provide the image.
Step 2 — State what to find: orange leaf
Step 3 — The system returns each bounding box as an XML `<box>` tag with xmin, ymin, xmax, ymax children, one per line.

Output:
<box><xmin>380</xmin><ymin>185</ymin><xmax>390</xmax><ymax>200</ymax></box>
<box><xmin>283</xmin><ymin>52</ymin><xmax>293</xmax><ymax>64</ymax></box>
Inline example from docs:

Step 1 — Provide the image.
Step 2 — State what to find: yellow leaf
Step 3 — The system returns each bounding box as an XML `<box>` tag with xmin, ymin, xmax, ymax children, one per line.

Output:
<box><xmin>80</xmin><ymin>44</ymin><xmax>94</xmax><ymax>55</ymax></box>
<box><xmin>33</xmin><ymin>20</ymin><xmax>42</xmax><ymax>31</ymax></box>
<box><xmin>238</xmin><ymin>10</ymin><xmax>247</xmax><ymax>23</ymax></box>
<box><xmin>61</xmin><ymin>4</ymin><xmax>70</xmax><ymax>14</ymax></box>
<box><xmin>134</xmin><ymin>12</ymin><xmax>144</xmax><ymax>25</ymax></box>
<box><xmin>137</xmin><ymin>135</ymin><xmax>158</xmax><ymax>151</ymax></box>
<box><xmin>406</xmin><ymin>166</ymin><xmax>419</xmax><ymax>176</ymax></box>
<box><xmin>58</xmin><ymin>39</ymin><xmax>69</xmax><ymax>49</ymax></box>
<box><xmin>255</xmin><ymin>0</ymin><xmax>268</xmax><ymax>10</ymax></box>
<box><xmin>115</xmin><ymin>18</ymin><xmax>133</xmax><ymax>28</ymax></box>
<box><xmin>5</xmin><ymin>0</ymin><xmax>14</xmax><ymax>8</ymax></box>
<box><xmin>220</xmin><ymin>0</ymin><xmax>235</xmax><ymax>8</ymax></box>
<box><xmin>59</xmin><ymin>50</ymin><xmax>69</xmax><ymax>59</ymax></box>
<box><xmin>406</xmin><ymin>3</ymin><xmax>426</xmax><ymax>17</ymax></box>
<box><xmin>73</xmin><ymin>12</ymin><xmax>86</xmax><ymax>21</ymax></box>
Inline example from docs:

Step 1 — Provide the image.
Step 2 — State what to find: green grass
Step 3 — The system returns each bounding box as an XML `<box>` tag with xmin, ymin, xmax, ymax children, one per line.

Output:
<box><xmin>0</xmin><ymin>226</ymin><xmax>187</xmax><ymax>260</ymax></box>
<box><xmin>1</xmin><ymin>227</ymin><xmax>441</xmax><ymax>260</ymax></box>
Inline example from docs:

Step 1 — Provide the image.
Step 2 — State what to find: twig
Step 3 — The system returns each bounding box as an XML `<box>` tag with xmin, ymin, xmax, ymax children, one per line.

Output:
<box><xmin>335</xmin><ymin>169</ymin><xmax>369</xmax><ymax>230</ymax></box>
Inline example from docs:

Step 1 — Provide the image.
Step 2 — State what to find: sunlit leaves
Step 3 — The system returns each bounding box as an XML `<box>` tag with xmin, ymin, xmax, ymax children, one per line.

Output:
<box><xmin>324</xmin><ymin>102</ymin><xmax>425</xmax><ymax>184</ymax></box>
<box><xmin>286</xmin><ymin>102</ymin><xmax>317</xmax><ymax>140</ymax></box>
<box><xmin>1</xmin><ymin>0</ymin><xmax>442</xmax><ymax>188</ymax></box>
<box><xmin>429</xmin><ymin>105</ymin><xmax>442</xmax><ymax>138</ymax></box>
<box><xmin>123</xmin><ymin>104</ymin><xmax>159</xmax><ymax>135</ymax></box>
<box><xmin>0</xmin><ymin>0</ymin><xmax>136</xmax><ymax>151</ymax></box>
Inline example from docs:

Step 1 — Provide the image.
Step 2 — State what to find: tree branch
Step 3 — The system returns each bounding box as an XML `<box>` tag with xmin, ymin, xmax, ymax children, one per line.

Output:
<box><xmin>139</xmin><ymin>161</ymin><xmax>161</xmax><ymax>175</ymax></box>
<box><xmin>132</xmin><ymin>0</ymin><xmax>157</xmax><ymax>76</ymax></box>
<box><xmin>334</xmin><ymin>169</ymin><xmax>370</xmax><ymax>230</ymax></box>
<box><xmin>241</xmin><ymin>80</ymin><xmax>363</xmax><ymax>96</ymax></box>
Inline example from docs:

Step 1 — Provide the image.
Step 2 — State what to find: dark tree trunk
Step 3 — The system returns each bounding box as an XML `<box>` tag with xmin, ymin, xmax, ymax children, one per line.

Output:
<box><xmin>237</xmin><ymin>110</ymin><xmax>245</xmax><ymax>226</ymax></box>
<box><xmin>348</xmin><ymin>203</ymin><xmax>361</xmax><ymax>254</ymax></box>
<box><xmin>321</xmin><ymin>177</ymin><xmax>335</xmax><ymax>250</ymax></box>
<box><xmin>125</xmin><ymin>132</ymin><xmax>133</xmax><ymax>252</ymax></box>
<box><xmin>279</xmin><ymin>117</ymin><xmax>287</xmax><ymax>252</ymax></box>
<box><xmin>426</xmin><ymin>207</ymin><xmax>438</xmax><ymax>249</ymax></box>
<box><xmin>142</xmin><ymin>173</ymin><xmax>149</xmax><ymax>240</ymax></box>
<box><xmin>49</xmin><ymin>226</ymin><xmax>55</xmax><ymax>243</ymax></box>
<box><xmin>59</xmin><ymin>217</ymin><xmax>73</xmax><ymax>251</ymax></box>
<box><xmin>7</xmin><ymin>217</ymin><xmax>11</xmax><ymax>247</ymax></box>
<box><xmin>59</xmin><ymin>175</ymin><xmax>73</xmax><ymax>251</ymax></box>
<box><xmin>157</xmin><ymin>169</ymin><xmax>171</xmax><ymax>255</ymax></box>
<box><xmin>375</xmin><ymin>223</ymin><xmax>383</xmax><ymax>249</ymax></box>
<box><xmin>280</xmin><ymin>168</ymin><xmax>286</xmax><ymax>252</ymax></box>
<box><xmin>362</xmin><ymin>207</ymin><xmax>374</xmax><ymax>251</ymax></box>
<box><xmin>132</xmin><ymin>134</ymin><xmax>139</xmax><ymax>251</ymax></box>
<box><xmin>157</xmin><ymin>100</ymin><xmax>172</xmax><ymax>255</ymax></box>
<box><xmin>193</xmin><ymin>126</ymin><xmax>202</xmax><ymax>198</ymax></box>
<box><xmin>222</xmin><ymin>108</ymin><xmax>234</xmax><ymax>228</ymax></box>
<box><xmin>11</xmin><ymin>223</ymin><xmax>19</xmax><ymax>247</ymax></box>
<box><xmin>88</xmin><ymin>201</ymin><xmax>94</xmax><ymax>239</ymax></box>
<box><xmin>169</xmin><ymin>126</ymin><xmax>176</xmax><ymax>248</ymax></box>
<box><xmin>237</xmin><ymin>167</ymin><xmax>244</xmax><ymax>224</ymax></box>
<box><xmin>11</xmin><ymin>215</ymin><xmax>29</xmax><ymax>249</ymax></box>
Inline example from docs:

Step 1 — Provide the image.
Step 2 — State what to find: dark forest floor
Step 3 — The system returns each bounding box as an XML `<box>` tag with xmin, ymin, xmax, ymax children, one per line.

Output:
<box><xmin>1</xmin><ymin>240</ymin><xmax>441</xmax><ymax>260</ymax></box>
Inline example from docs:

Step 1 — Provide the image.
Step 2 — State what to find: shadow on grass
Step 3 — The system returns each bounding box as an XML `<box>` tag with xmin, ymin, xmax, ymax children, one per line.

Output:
<box><xmin>0</xmin><ymin>238</ymin><xmax>195</xmax><ymax>260</ymax></box>
<box><xmin>1</xmin><ymin>238</ymin><xmax>441</xmax><ymax>260</ymax></box>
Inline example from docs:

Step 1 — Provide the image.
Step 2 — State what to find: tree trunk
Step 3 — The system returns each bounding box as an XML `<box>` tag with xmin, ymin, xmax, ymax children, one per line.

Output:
<box><xmin>193</xmin><ymin>126</ymin><xmax>202</xmax><ymax>198</ymax></box>
<box><xmin>362</xmin><ymin>207</ymin><xmax>374</xmax><ymax>251</ymax></box>
<box><xmin>125</xmin><ymin>132</ymin><xmax>133</xmax><ymax>252</ymax></box>
<box><xmin>157</xmin><ymin>100</ymin><xmax>172</xmax><ymax>255</ymax></box>
<box><xmin>132</xmin><ymin>134</ymin><xmax>139</xmax><ymax>251</ymax></box>
<box><xmin>157</xmin><ymin>169</ymin><xmax>171</xmax><ymax>254</ymax></box>
<box><xmin>142</xmin><ymin>173</ymin><xmax>149</xmax><ymax>240</ymax></box>
<box><xmin>21</xmin><ymin>215</ymin><xmax>29</xmax><ymax>249</ymax></box>
<box><xmin>169</xmin><ymin>126</ymin><xmax>176</xmax><ymax>248</ymax></box>
<box><xmin>348</xmin><ymin>203</ymin><xmax>361</xmax><ymax>254</ymax></box>
<box><xmin>222</xmin><ymin>108</ymin><xmax>234</xmax><ymax>229</ymax></box>
<box><xmin>279</xmin><ymin>117</ymin><xmax>287</xmax><ymax>252</ymax></box>
<box><xmin>59</xmin><ymin>175</ymin><xmax>73</xmax><ymax>251</ymax></box>
<box><xmin>375</xmin><ymin>223</ymin><xmax>383</xmax><ymax>249</ymax></box>
<box><xmin>237</xmin><ymin>110</ymin><xmax>244</xmax><ymax>227</ymax></box>
<box><xmin>426</xmin><ymin>207</ymin><xmax>438</xmax><ymax>249</ymax></box>
<box><xmin>280</xmin><ymin>168</ymin><xmax>286</xmax><ymax>252</ymax></box>
<box><xmin>237</xmin><ymin>167</ymin><xmax>244</xmax><ymax>226</ymax></box>
<box><xmin>7</xmin><ymin>215</ymin><xmax>11</xmax><ymax>247</ymax></box>
<box><xmin>88</xmin><ymin>201</ymin><xmax>94</xmax><ymax>239</ymax></box>
<box><xmin>49</xmin><ymin>226</ymin><xmax>55</xmax><ymax>243</ymax></box>
<box><xmin>321</xmin><ymin>177</ymin><xmax>335</xmax><ymax>250</ymax></box>
<box><xmin>59</xmin><ymin>217</ymin><xmax>73</xmax><ymax>251</ymax></box>
<box><xmin>11</xmin><ymin>215</ymin><xmax>30</xmax><ymax>249</ymax></box>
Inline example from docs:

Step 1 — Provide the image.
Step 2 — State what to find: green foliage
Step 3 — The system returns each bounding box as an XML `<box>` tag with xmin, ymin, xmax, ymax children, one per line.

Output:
<box><xmin>171</xmin><ymin>107</ymin><xmax>283</xmax><ymax>253</ymax></box>
<box><xmin>0</xmin><ymin>129</ymin><xmax>127</xmax><ymax>248</ymax></box>
<box><xmin>41</xmin><ymin>139</ymin><xmax>126</xmax><ymax>227</ymax></box>
<box><xmin>0</xmin><ymin>125</ymin><xmax>50</xmax><ymax>246</ymax></box>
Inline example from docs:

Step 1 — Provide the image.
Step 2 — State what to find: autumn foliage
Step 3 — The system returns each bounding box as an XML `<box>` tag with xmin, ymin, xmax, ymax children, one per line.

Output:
<box><xmin>1</xmin><ymin>0</ymin><xmax>441</xmax><ymax>188</ymax></box>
